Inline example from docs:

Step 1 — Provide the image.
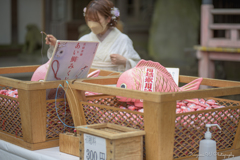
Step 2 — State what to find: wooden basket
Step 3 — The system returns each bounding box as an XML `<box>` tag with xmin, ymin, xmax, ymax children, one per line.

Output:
<box><xmin>65</xmin><ymin>75</ymin><xmax>240</xmax><ymax>160</ymax></box>
<box><xmin>0</xmin><ymin>65</ymin><xmax>120</xmax><ymax>150</ymax></box>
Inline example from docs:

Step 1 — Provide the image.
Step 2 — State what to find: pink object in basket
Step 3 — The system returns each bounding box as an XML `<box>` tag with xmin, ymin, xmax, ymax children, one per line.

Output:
<box><xmin>116</xmin><ymin>60</ymin><xmax>203</xmax><ymax>107</ymax></box>
<box><xmin>31</xmin><ymin>59</ymin><xmax>51</xmax><ymax>81</ymax></box>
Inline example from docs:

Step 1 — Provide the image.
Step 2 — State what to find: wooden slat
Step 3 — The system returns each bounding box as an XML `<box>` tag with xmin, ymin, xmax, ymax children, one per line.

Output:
<box><xmin>65</xmin><ymin>88</ymin><xmax>86</xmax><ymax>126</ymax></box>
<box><xmin>0</xmin><ymin>132</ymin><xmax>59</xmax><ymax>150</ymax></box>
<box><xmin>0</xmin><ymin>76</ymin><xmax>29</xmax><ymax>89</ymax></box>
<box><xmin>0</xmin><ymin>65</ymin><xmax>39</xmax><ymax>74</ymax></box>
<box><xmin>211</xmin><ymin>9</ymin><xmax>240</xmax><ymax>15</ymax></box>
<box><xmin>21</xmin><ymin>80</ymin><xmax>65</xmax><ymax>90</ymax></box>
<box><xmin>144</xmin><ymin>100</ymin><xmax>176</xmax><ymax>160</ymax></box>
<box><xmin>81</xmin><ymin>101</ymin><xmax>144</xmax><ymax>115</ymax></box>
<box><xmin>67</xmin><ymin>80</ymin><xmax>162</xmax><ymax>103</ymax></box>
<box><xmin>233</xmin><ymin>119</ymin><xmax>240</xmax><ymax>149</ymax></box>
<box><xmin>77</xmin><ymin>124</ymin><xmax>145</xmax><ymax>140</ymax></box>
<box><xmin>158</xmin><ymin>86</ymin><xmax>240</xmax><ymax>102</ymax></box>
<box><xmin>18</xmin><ymin>89</ymin><xmax>47</xmax><ymax>143</ymax></box>
<box><xmin>210</xmin><ymin>24</ymin><xmax>240</xmax><ymax>30</ymax></box>
<box><xmin>179</xmin><ymin>75</ymin><xmax>240</xmax><ymax>87</ymax></box>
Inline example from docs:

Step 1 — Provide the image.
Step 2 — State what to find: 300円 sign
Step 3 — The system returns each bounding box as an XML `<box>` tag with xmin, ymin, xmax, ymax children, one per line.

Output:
<box><xmin>84</xmin><ymin>134</ymin><xmax>106</xmax><ymax>160</ymax></box>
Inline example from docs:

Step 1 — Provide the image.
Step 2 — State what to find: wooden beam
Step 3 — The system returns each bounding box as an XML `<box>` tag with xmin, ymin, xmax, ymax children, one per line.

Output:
<box><xmin>144</xmin><ymin>100</ymin><xmax>176</xmax><ymax>160</ymax></box>
<box><xmin>67</xmin><ymin>80</ymin><xmax>163</xmax><ymax>103</ymax></box>
<box><xmin>179</xmin><ymin>75</ymin><xmax>240</xmax><ymax>87</ymax></box>
<box><xmin>0</xmin><ymin>76</ymin><xmax>29</xmax><ymax>89</ymax></box>
<box><xmin>0</xmin><ymin>65</ymin><xmax>39</xmax><ymax>74</ymax></box>
<box><xmin>65</xmin><ymin>88</ymin><xmax>86</xmax><ymax>127</ymax></box>
<box><xmin>18</xmin><ymin>89</ymin><xmax>47</xmax><ymax>143</ymax></box>
<box><xmin>0</xmin><ymin>132</ymin><xmax>59</xmax><ymax>150</ymax></box>
<box><xmin>158</xmin><ymin>86</ymin><xmax>240</xmax><ymax>102</ymax></box>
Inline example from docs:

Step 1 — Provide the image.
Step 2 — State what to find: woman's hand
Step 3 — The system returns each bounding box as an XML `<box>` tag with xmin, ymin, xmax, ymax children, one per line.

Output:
<box><xmin>110</xmin><ymin>54</ymin><xmax>127</xmax><ymax>65</ymax></box>
<box><xmin>45</xmin><ymin>35</ymin><xmax>57</xmax><ymax>47</ymax></box>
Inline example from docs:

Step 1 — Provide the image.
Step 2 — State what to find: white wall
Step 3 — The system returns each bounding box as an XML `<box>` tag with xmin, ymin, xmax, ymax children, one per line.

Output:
<box><xmin>18</xmin><ymin>0</ymin><xmax>43</xmax><ymax>44</ymax></box>
<box><xmin>0</xmin><ymin>1</ymin><xmax>11</xmax><ymax>44</ymax></box>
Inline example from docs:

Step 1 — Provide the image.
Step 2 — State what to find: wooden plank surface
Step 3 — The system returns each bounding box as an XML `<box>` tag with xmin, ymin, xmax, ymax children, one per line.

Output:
<box><xmin>179</xmin><ymin>75</ymin><xmax>240</xmax><ymax>87</ymax></box>
<box><xmin>67</xmin><ymin>80</ymin><xmax>163</xmax><ymax>103</ymax></box>
<box><xmin>65</xmin><ymin>88</ymin><xmax>86</xmax><ymax>127</ymax></box>
<box><xmin>144</xmin><ymin>100</ymin><xmax>176</xmax><ymax>160</ymax></box>
<box><xmin>0</xmin><ymin>76</ymin><xmax>29</xmax><ymax>89</ymax></box>
<box><xmin>114</xmin><ymin>136</ymin><xmax>143</xmax><ymax>160</ymax></box>
<box><xmin>0</xmin><ymin>65</ymin><xmax>39</xmax><ymax>74</ymax></box>
<box><xmin>0</xmin><ymin>132</ymin><xmax>59</xmax><ymax>150</ymax></box>
<box><xmin>18</xmin><ymin>89</ymin><xmax>47</xmax><ymax>143</ymax></box>
<box><xmin>233</xmin><ymin>120</ymin><xmax>240</xmax><ymax>150</ymax></box>
<box><xmin>77</xmin><ymin>124</ymin><xmax>145</xmax><ymax>140</ymax></box>
<box><xmin>59</xmin><ymin>133</ymin><xmax>80</xmax><ymax>156</ymax></box>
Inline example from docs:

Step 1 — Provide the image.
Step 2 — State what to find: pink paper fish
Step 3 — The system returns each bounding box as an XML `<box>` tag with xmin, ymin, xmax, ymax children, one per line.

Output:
<box><xmin>116</xmin><ymin>60</ymin><xmax>203</xmax><ymax>107</ymax></box>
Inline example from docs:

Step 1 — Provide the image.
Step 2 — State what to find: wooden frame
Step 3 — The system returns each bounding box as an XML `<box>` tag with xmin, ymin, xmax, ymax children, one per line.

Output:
<box><xmin>0</xmin><ymin>65</ymin><xmax>120</xmax><ymax>150</ymax></box>
<box><xmin>65</xmin><ymin>75</ymin><xmax>240</xmax><ymax>160</ymax></box>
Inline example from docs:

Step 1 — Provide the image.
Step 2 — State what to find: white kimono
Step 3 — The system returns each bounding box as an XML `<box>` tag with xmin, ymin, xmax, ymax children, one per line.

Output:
<box><xmin>47</xmin><ymin>28</ymin><xmax>141</xmax><ymax>72</ymax></box>
<box><xmin>79</xmin><ymin>27</ymin><xmax>141</xmax><ymax>72</ymax></box>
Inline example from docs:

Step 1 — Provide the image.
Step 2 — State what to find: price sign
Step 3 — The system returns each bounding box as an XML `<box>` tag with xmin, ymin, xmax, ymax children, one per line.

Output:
<box><xmin>84</xmin><ymin>134</ymin><xmax>106</xmax><ymax>160</ymax></box>
<box><xmin>166</xmin><ymin>68</ymin><xmax>179</xmax><ymax>86</ymax></box>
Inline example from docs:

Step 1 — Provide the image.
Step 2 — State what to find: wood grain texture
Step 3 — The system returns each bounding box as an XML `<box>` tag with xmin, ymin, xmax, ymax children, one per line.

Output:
<box><xmin>77</xmin><ymin>123</ymin><xmax>145</xmax><ymax>140</ymax></box>
<box><xmin>18</xmin><ymin>89</ymin><xmax>47</xmax><ymax>143</ymax></box>
<box><xmin>65</xmin><ymin>88</ymin><xmax>86</xmax><ymax>126</ymax></box>
<box><xmin>114</xmin><ymin>136</ymin><xmax>143</xmax><ymax>160</ymax></box>
<box><xmin>0</xmin><ymin>132</ymin><xmax>58</xmax><ymax>150</ymax></box>
<box><xmin>233</xmin><ymin>120</ymin><xmax>240</xmax><ymax>150</ymax></box>
<box><xmin>144</xmin><ymin>100</ymin><xmax>176</xmax><ymax>160</ymax></box>
<box><xmin>78</xmin><ymin>124</ymin><xmax>144</xmax><ymax>160</ymax></box>
<box><xmin>59</xmin><ymin>133</ymin><xmax>80</xmax><ymax>156</ymax></box>
<box><xmin>0</xmin><ymin>65</ymin><xmax>39</xmax><ymax>74</ymax></box>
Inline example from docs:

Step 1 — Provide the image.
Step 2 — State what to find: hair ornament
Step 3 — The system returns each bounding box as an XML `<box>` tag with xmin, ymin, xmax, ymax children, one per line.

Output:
<box><xmin>83</xmin><ymin>7</ymin><xmax>87</xmax><ymax>16</ymax></box>
<box><xmin>111</xmin><ymin>7</ymin><xmax>120</xmax><ymax>20</ymax></box>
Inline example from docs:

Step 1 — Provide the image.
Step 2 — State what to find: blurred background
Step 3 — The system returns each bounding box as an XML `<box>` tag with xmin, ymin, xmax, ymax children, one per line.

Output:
<box><xmin>0</xmin><ymin>0</ymin><xmax>240</xmax><ymax>82</ymax></box>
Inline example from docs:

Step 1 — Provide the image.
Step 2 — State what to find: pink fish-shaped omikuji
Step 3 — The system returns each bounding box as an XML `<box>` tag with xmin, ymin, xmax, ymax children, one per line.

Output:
<box><xmin>116</xmin><ymin>60</ymin><xmax>203</xmax><ymax>107</ymax></box>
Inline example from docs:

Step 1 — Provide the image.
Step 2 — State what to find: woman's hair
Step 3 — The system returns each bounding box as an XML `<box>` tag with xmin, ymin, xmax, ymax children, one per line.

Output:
<box><xmin>85</xmin><ymin>0</ymin><xmax>119</xmax><ymax>27</ymax></box>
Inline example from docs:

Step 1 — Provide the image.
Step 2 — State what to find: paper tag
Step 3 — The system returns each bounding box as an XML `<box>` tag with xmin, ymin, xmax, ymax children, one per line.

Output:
<box><xmin>166</xmin><ymin>68</ymin><xmax>179</xmax><ymax>86</ymax></box>
<box><xmin>84</xmin><ymin>134</ymin><xmax>106</xmax><ymax>160</ymax></box>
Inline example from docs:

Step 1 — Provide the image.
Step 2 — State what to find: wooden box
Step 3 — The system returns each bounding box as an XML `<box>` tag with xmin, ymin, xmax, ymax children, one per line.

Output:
<box><xmin>65</xmin><ymin>75</ymin><xmax>240</xmax><ymax>160</ymax></box>
<box><xmin>77</xmin><ymin>123</ymin><xmax>145</xmax><ymax>160</ymax></box>
<box><xmin>0</xmin><ymin>65</ymin><xmax>120</xmax><ymax>150</ymax></box>
<box><xmin>59</xmin><ymin>132</ymin><xmax>80</xmax><ymax>156</ymax></box>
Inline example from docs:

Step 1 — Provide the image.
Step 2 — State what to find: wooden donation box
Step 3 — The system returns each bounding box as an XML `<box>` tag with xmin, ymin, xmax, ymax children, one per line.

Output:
<box><xmin>77</xmin><ymin>123</ymin><xmax>146</xmax><ymax>160</ymax></box>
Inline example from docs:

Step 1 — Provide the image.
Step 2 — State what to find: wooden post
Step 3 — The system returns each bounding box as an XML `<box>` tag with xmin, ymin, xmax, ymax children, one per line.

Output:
<box><xmin>233</xmin><ymin>120</ymin><xmax>240</xmax><ymax>149</ymax></box>
<box><xmin>18</xmin><ymin>89</ymin><xmax>47</xmax><ymax>143</ymax></box>
<box><xmin>143</xmin><ymin>100</ymin><xmax>176</xmax><ymax>160</ymax></box>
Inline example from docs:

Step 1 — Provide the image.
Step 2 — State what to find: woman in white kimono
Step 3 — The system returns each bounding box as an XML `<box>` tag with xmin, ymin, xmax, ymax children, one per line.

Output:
<box><xmin>46</xmin><ymin>0</ymin><xmax>141</xmax><ymax>72</ymax></box>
